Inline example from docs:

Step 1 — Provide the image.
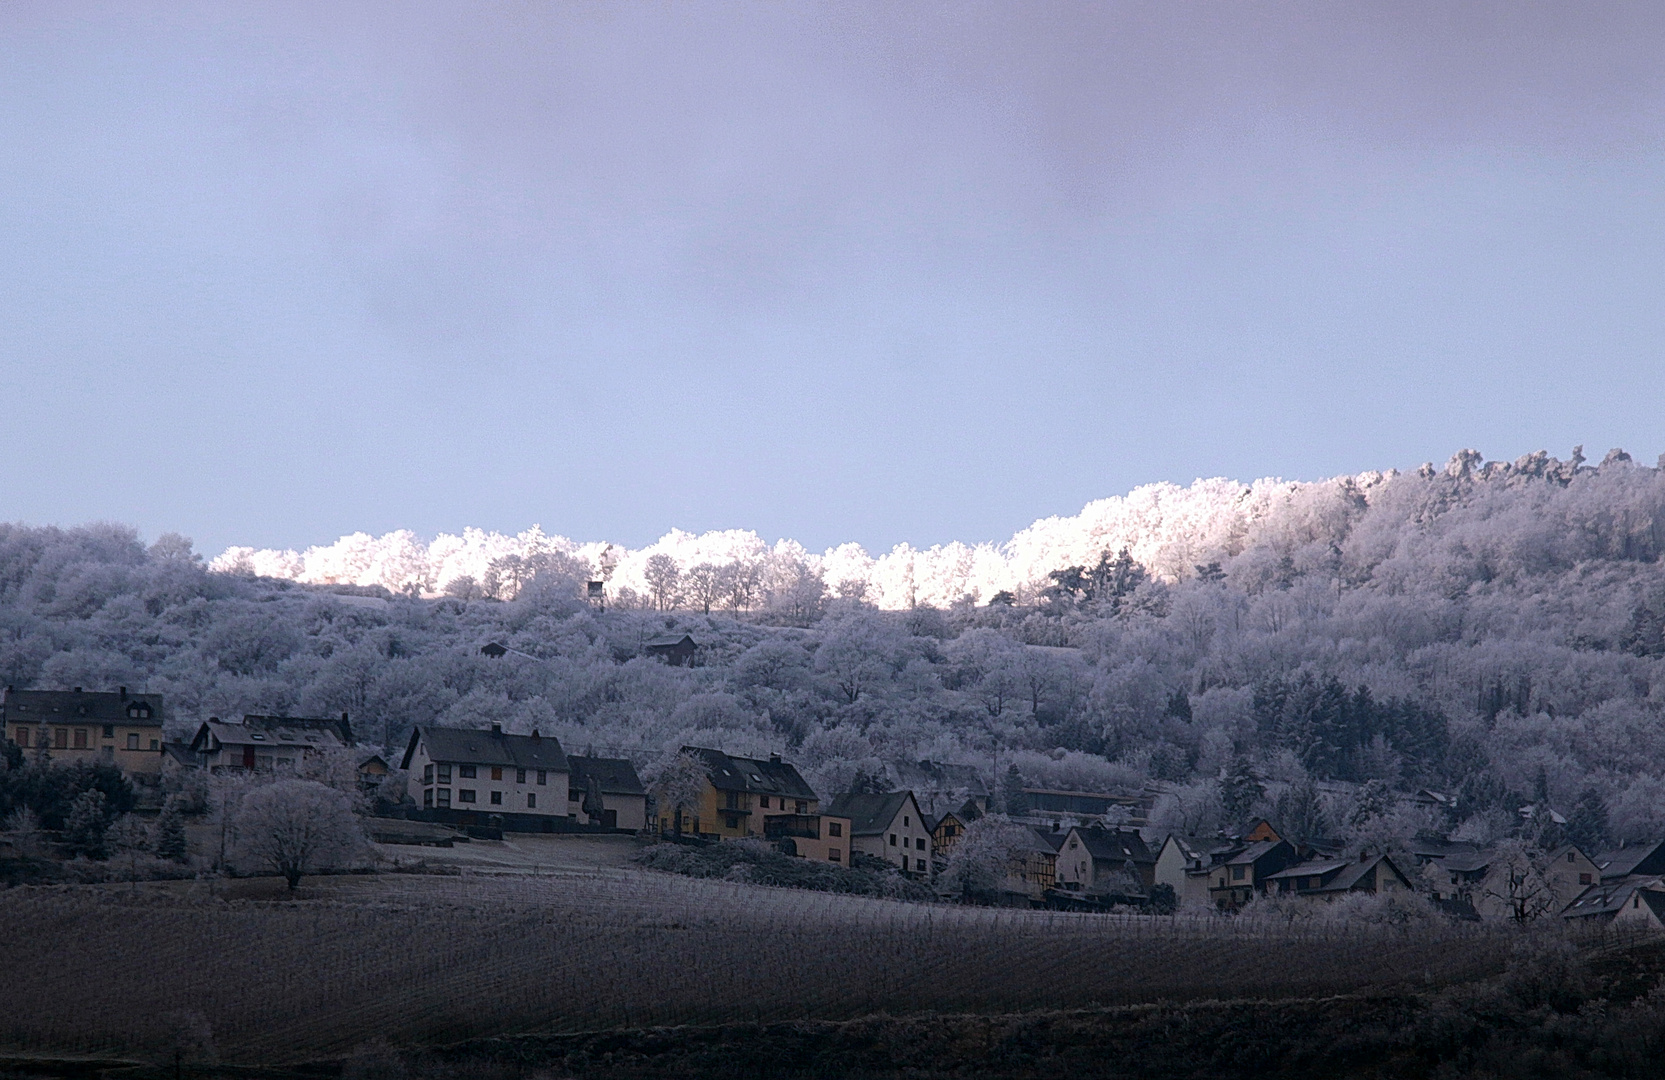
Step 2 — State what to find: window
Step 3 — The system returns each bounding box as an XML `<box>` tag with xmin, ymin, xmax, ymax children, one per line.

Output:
<box><xmin>527</xmin><ymin>793</ymin><xmax>536</xmax><ymax>809</ymax></box>
<box><xmin>569</xmin><ymin>788</ymin><xmax>581</xmax><ymax>801</ymax></box>
<box><xmin>102</xmin><ymin>725</ymin><xmax>113</xmax><ymax>738</ymax></box>
<box><xmin>916</xmin><ymin>858</ymin><xmax>925</xmax><ymax>873</ymax></box>
<box><xmin>516</xmin><ymin>769</ymin><xmax>526</xmax><ymax>783</ymax></box>
<box><xmin>796</xmin><ymin>801</ymin><xmax>807</xmax><ymax>814</ymax></box>
<box><xmin>889</xmin><ymin>833</ymin><xmax>898</xmax><ymax>846</ymax></box>
<box><xmin>828</xmin><ymin>822</ymin><xmax>842</xmax><ymax>837</ymax></box>
<box><xmin>458</xmin><ymin>789</ymin><xmax>477</xmax><ymax>803</ymax></box>
<box><xmin>491</xmin><ymin>766</ymin><xmax>503</xmax><ymax>781</ymax></box>
<box><xmin>437</xmin><ymin>764</ymin><xmax>452</xmax><ymax>783</ymax></box>
<box><xmin>1580</xmin><ymin>873</ymin><xmax>1592</xmax><ymax>885</ymax></box>
<box><xmin>1568</xmin><ymin>852</ymin><xmax>1577</xmax><ymax>863</ymax></box>
<box><xmin>13</xmin><ymin>727</ymin><xmax>27</xmax><ymax>748</ymax></box>
<box><xmin>423</xmin><ymin>764</ymin><xmax>434</xmax><ymax>784</ymax></box>
<box><xmin>725</xmin><ymin>791</ymin><xmax>743</xmax><ymax>810</ymax></box>
<box><xmin>54</xmin><ymin>728</ymin><xmax>67</xmax><ymax>749</ymax></box>
<box><xmin>490</xmin><ymin>791</ymin><xmax>502</xmax><ymax>805</ymax></box>
<box><xmin>437</xmin><ymin>789</ymin><xmax>451</xmax><ymax>808</ymax></box>
<box><xmin>458</xmin><ymin>765</ymin><xmax>476</xmax><ymax>779</ymax></box>
<box><xmin>903</xmin><ymin>816</ymin><xmax>909</xmax><ymax>826</ymax></box>
<box><xmin>537</xmin><ymin>770</ymin><xmax>547</xmax><ymax>785</ymax></box>
<box><xmin>423</xmin><ymin>789</ymin><xmax>433</xmax><ymax>807</ymax></box>
<box><xmin>916</xmin><ymin>837</ymin><xmax>925</xmax><ymax>851</ymax></box>
<box><xmin>829</xmin><ymin>848</ymin><xmax>841</xmax><ymax>862</ymax></box>
<box><xmin>127</xmin><ymin>733</ymin><xmax>139</xmax><ymax>750</ymax></box>
<box><xmin>150</xmin><ymin>739</ymin><xmax>158</xmax><ymax>750</ymax></box>
<box><xmin>1232</xmin><ymin>866</ymin><xmax>1246</xmax><ymax>881</ymax></box>
<box><xmin>759</xmin><ymin>796</ymin><xmax>770</xmax><ymax>809</ymax></box>
<box><xmin>944</xmin><ymin>824</ymin><xmax>956</xmax><ymax>837</ymax></box>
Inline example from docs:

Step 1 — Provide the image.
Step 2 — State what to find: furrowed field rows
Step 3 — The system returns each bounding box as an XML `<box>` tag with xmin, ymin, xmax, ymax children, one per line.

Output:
<box><xmin>0</xmin><ymin>872</ymin><xmax>1515</xmax><ymax>1064</ymax></box>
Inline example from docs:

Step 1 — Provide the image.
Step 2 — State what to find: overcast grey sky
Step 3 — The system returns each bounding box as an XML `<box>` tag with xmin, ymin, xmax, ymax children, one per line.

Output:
<box><xmin>3</xmin><ymin>2</ymin><xmax>1663</xmax><ymax>556</ymax></box>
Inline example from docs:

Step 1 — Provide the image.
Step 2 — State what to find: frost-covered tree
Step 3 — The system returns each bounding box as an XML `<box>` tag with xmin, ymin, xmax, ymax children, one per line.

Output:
<box><xmin>231</xmin><ymin>779</ymin><xmax>364</xmax><ymax>890</ymax></box>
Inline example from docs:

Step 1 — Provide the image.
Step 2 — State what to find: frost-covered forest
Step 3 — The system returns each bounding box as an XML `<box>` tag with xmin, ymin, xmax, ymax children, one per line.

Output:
<box><xmin>10</xmin><ymin>447</ymin><xmax>1665</xmax><ymax>843</ymax></box>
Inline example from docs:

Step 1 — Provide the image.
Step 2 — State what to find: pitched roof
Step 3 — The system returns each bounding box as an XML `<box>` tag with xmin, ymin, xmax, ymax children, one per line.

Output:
<box><xmin>1266</xmin><ymin>858</ymin><xmax>1352</xmax><ymax>881</ymax></box>
<box><xmin>684</xmin><ymin>746</ymin><xmax>817</xmax><ymax>800</ymax></box>
<box><xmin>1224</xmin><ymin>839</ymin><xmax>1284</xmax><ymax>866</ymax></box>
<box><xmin>825</xmin><ymin>791</ymin><xmax>915</xmax><ymax>836</ymax></box>
<box><xmin>887</xmin><ymin>759</ymin><xmax>990</xmax><ymax>798</ymax></box>
<box><xmin>1593</xmin><ymin>840</ymin><xmax>1665</xmax><ymax>880</ymax></box>
<box><xmin>404</xmin><ymin>726</ymin><xmax>569</xmax><ymax>772</ymax></box>
<box><xmin>1072</xmin><ymin>826</ymin><xmax>1154</xmax><ymax>864</ymax></box>
<box><xmin>2</xmin><ymin>687</ymin><xmax>164</xmax><ymax>726</ymax></box>
<box><xmin>644</xmin><ymin>634</ymin><xmax>698</xmax><ymax>648</ymax></box>
<box><xmin>191</xmin><ymin>715</ymin><xmax>351</xmax><ymax>753</ymax></box>
<box><xmin>568</xmin><ymin>755</ymin><xmax>646</xmax><ymax>796</ymax></box>
<box><xmin>1562</xmin><ymin>875</ymin><xmax>1665</xmax><ymax>919</ymax></box>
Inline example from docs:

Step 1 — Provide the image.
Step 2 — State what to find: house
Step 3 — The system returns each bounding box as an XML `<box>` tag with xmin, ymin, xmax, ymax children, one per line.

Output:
<box><xmin>1266</xmin><ymin>854</ymin><xmax>1414</xmax><ymax>900</ymax></box>
<box><xmin>402</xmin><ymin>724</ymin><xmax>571</xmax><ymax>831</ymax></box>
<box><xmin>1433</xmin><ymin>843</ymin><xmax>1600</xmax><ymax>921</ymax></box>
<box><xmin>824</xmin><ymin>791</ymin><xmax>933</xmax><ymax>875</ymax></box>
<box><xmin>643</xmin><ymin>634</ymin><xmax>699</xmax><ymax>666</ymax></box>
<box><xmin>1054</xmin><ymin>826</ymin><xmax>1155</xmax><ymax>895</ymax></box>
<box><xmin>1012</xmin><ymin>826</ymin><xmax>1061</xmax><ymax>901</ymax></box>
<box><xmin>763</xmin><ymin>811</ymin><xmax>855</xmax><ymax>865</ymax></box>
<box><xmin>885</xmin><ymin>760</ymin><xmax>990</xmax><ymax>816</ymax></box>
<box><xmin>356</xmin><ymin>753</ymin><xmax>390</xmax><ymax>792</ymax></box>
<box><xmin>3</xmin><ymin>686</ymin><xmax>164</xmax><ymax>777</ymax></box>
<box><xmin>1208</xmin><ymin>838</ymin><xmax>1297</xmax><ymax>908</ymax></box>
<box><xmin>566</xmin><ymin>755</ymin><xmax>648</xmax><ymax>831</ymax></box>
<box><xmin>660</xmin><ymin>747</ymin><xmax>820</xmax><ymax>840</ymax></box>
<box><xmin>1563</xmin><ymin>876</ymin><xmax>1665</xmax><ymax>926</ymax></box>
<box><xmin>1154</xmin><ymin>834</ymin><xmax>1240</xmax><ymax>909</ymax></box>
<box><xmin>189</xmin><ymin>714</ymin><xmax>353</xmax><ymax>772</ymax></box>
<box><xmin>928</xmin><ymin>800</ymin><xmax>982</xmax><ymax>858</ymax></box>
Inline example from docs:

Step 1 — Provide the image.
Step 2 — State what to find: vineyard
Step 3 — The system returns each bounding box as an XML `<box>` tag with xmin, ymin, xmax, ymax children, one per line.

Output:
<box><xmin>0</xmin><ymin>870</ymin><xmax>1518</xmax><ymax>1066</ymax></box>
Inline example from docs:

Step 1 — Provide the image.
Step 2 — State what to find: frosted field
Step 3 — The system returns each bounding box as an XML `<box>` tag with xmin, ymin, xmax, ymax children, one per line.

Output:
<box><xmin>0</xmin><ymin>867</ymin><xmax>1513</xmax><ymax>1065</ymax></box>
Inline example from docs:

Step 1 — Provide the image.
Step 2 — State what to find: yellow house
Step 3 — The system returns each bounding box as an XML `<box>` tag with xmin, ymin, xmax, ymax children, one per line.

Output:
<box><xmin>4</xmin><ymin>686</ymin><xmax>164</xmax><ymax>777</ymax></box>
<box><xmin>660</xmin><ymin>747</ymin><xmax>820</xmax><ymax>841</ymax></box>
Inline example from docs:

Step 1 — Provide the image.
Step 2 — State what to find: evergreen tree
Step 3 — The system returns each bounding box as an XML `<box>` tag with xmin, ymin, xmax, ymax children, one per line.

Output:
<box><xmin>1220</xmin><ymin>755</ymin><xmax>1264</xmax><ymax>824</ymax></box>
<box><xmin>1274</xmin><ymin>776</ymin><xmax>1328</xmax><ymax>843</ymax></box>
<box><xmin>1002</xmin><ymin>764</ymin><xmax>1028</xmax><ymax>815</ymax></box>
<box><xmin>1566</xmin><ymin>787</ymin><xmax>1610</xmax><ymax>853</ymax></box>
<box><xmin>155</xmin><ymin>797</ymin><xmax>189</xmax><ymax>862</ymax></box>
<box><xmin>1164</xmin><ymin>689</ymin><xmax>1192</xmax><ymax>722</ymax></box>
<box><xmin>1349</xmin><ymin>779</ymin><xmax>1392</xmax><ymax>828</ymax></box>
<box><xmin>64</xmin><ymin>788</ymin><xmax>109</xmax><ymax>859</ymax></box>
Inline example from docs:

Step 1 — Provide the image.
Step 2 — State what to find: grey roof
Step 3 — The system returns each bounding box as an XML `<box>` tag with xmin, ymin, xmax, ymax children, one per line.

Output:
<box><xmin>1562</xmin><ymin>876</ymin><xmax>1664</xmax><ymax>919</ymax></box>
<box><xmin>1266</xmin><ymin>858</ymin><xmax>1352</xmax><ymax>881</ymax></box>
<box><xmin>160</xmin><ymin>741</ymin><xmax>198</xmax><ymax>766</ymax></box>
<box><xmin>568</xmin><ymin>755</ymin><xmax>646</xmax><ymax>796</ymax></box>
<box><xmin>3</xmin><ymin>687</ymin><xmax>163</xmax><ymax>726</ymax></box>
<box><xmin>404</xmin><ymin>726</ymin><xmax>569</xmax><ymax>772</ymax></box>
<box><xmin>825</xmin><ymin>791</ymin><xmax>916</xmax><ymax>836</ymax></box>
<box><xmin>644</xmin><ymin>634</ymin><xmax>698</xmax><ymax>648</ymax></box>
<box><xmin>1224</xmin><ymin>839</ymin><xmax>1283</xmax><ymax>866</ymax></box>
<box><xmin>191</xmin><ymin>716</ymin><xmax>351</xmax><ymax>754</ymax></box>
<box><xmin>887</xmin><ymin>759</ymin><xmax>990</xmax><ymax>799</ymax></box>
<box><xmin>1593</xmin><ymin>841</ymin><xmax>1665</xmax><ymax>880</ymax></box>
<box><xmin>1072</xmin><ymin>826</ymin><xmax>1154</xmax><ymax>865</ymax></box>
<box><xmin>685</xmin><ymin>746</ymin><xmax>817</xmax><ymax>800</ymax></box>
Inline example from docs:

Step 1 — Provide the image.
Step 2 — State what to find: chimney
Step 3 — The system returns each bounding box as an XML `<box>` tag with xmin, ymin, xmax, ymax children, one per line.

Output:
<box><xmin>769</xmin><ymin>752</ymin><xmax>782</xmax><ymax>764</ymax></box>
<box><xmin>120</xmin><ymin>687</ymin><xmax>128</xmax><ymax>700</ymax></box>
<box><xmin>531</xmin><ymin>729</ymin><xmax>540</xmax><ymax>740</ymax></box>
<box><xmin>73</xmin><ymin>687</ymin><xmax>82</xmax><ymax>694</ymax></box>
<box><xmin>491</xmin><ymin>722</ymin><xmax>503</xmax><ymax>736</ymax></box>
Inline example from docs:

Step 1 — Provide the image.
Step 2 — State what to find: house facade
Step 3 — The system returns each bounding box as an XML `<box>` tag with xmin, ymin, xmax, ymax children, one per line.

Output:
<box><xmin>3</xmin><ymin>686</ymin><xmax>164</xmax><ymax>777</ymax></box>
<box><xmin>188</xmin><ymin>714</ymin><xmax>353</xmax><ymax>772</ymax></box>
<box><xmin>1154</xmin><ymin>835</ymin><xmax>1240</xmax><ymax>909</ymax></box>
<box><xmin>567</xmin><ymin>755</ymin><xmax>648</xmax><ymax>832</ymax></box>
<box><xmin>1266</xmin><ymin>854</ymin><xmax>1414</xmax><ymax>900</ymax></box>
<box><xmin>763</xmin><ymin>812</ymin><xmax>855</xmax><ymax>864</ymax></box>
<box><xmin>403</xmin><ymin>724</ymin><xmax>571</xmax><ymax>830</ymax></box>
<box><xmin>1208</xmin><ymin>838</ymin><xmax>1297</xmax><ymax>908</ymax></box>
<box><xmin>1054</xmin><ymin>826</ymin><xmax>1155</xmax><ymax>895</ymax></box>
<box><xmin>658</xmin><ymin>747</ymin><xmax>820</xmax><ymax>840</ymax></box>
<box><xmin>825</xmin><ymin>791</ymin><xmax>933</xmax><ymax>875</ymax></box>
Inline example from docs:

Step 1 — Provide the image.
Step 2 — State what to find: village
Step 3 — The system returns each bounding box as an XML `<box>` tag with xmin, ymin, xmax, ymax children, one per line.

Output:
<box><xmin>6</xmin><ymin>681</ymin><xmax>1662</xmax><ymax>933</ymax></box>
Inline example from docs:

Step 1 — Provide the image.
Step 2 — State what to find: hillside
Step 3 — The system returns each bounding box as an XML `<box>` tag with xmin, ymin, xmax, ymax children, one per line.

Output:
<box><xmin>4</xmin><ymin>447</ymin><xmax>1665</xmax><ymax>846</ymax></box>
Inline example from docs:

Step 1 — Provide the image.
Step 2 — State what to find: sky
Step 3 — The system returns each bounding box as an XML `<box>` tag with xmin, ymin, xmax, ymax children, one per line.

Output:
<box><xmin>2</xmin><ymin>2</ymin><xmax>1664</xmax><ymax>558</ymax></box>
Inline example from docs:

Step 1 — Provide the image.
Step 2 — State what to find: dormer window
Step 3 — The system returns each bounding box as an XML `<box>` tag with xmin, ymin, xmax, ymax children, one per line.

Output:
<box><xmin>250</xmin><ymin>733</ymin><xmax>266</xmax><ymax>741</ymax></box>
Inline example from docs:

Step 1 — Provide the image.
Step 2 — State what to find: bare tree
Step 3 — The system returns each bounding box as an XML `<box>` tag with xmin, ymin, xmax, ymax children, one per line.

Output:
<box><xmin>939</xmin><ymin>815</ymin><xmax>1034</xmax><ymax>901</ymax></box>
<box><xmin>648</xmin><ymin>751</ymin><xmax>707</xmax><ymax>838</ymax></box>
<box><xmin>643</xmin><ymin>554</ymin><xmax>681</xmax><ymax>611</ymax></box>
<box><xmin>231</xmin><ymin>779</ymin><xmax>365</xmax><ymax>890</ymax></box>
<box><xmin>1480</xmin><ymin>839</ymin><xmax>1559</xmax><ymax>924</ymax></box>
<box><xmin>683</xmin><ymin>563</ymin><xmax>723</xmax><ymax>614</ymax></box>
